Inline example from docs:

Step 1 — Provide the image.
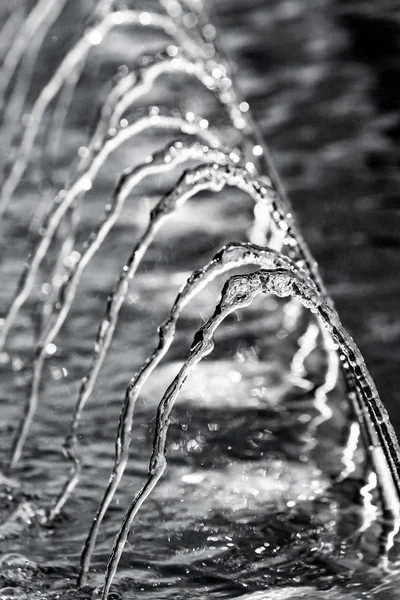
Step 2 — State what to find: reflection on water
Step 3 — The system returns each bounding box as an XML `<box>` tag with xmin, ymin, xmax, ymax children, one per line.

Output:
<box><xmin>0</xmin><ymin>0</ymin><xmax>399</xmax><ymax>598</ymax></box>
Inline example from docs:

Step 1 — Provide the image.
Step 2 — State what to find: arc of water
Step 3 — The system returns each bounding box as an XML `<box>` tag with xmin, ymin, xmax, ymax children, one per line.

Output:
<box><xmin>42</xmin><ymin>163</ymin><xmax>278</xmax><ymax>493</ymax></box>
<box><xmin>0</xmin><ymin>5</ymin><xmax>26</xmax><ymax>64</ymax></box>
<box><xmin>99</xmin><ymin>266</ymin><xmax>400</xmax><ymax>598</ymax></box>
<box><xmin>39</xmin><ymin>203</ymin><xmax>81</xmax><ymax>330</ymax></box>
<box><xmin>76</xmin><ymin>242</ymin><xmax>315</xmax><ymax>586</ymax></box>
<box><xmin>93</xmin><ymin>20</ymin><xmax>336</xmax><ymax>394</ymax></box>
<box><xmin>0</xmin><ymin>10</ymin><xmax>82</xmax><ymax>342</ymax></box>
<box><xmin>71</xmin><ymin>160</ymin><xmax>342</xmax><ymax>584</ymax></box>
<box><xmin>164</xmin><ymin>0</ymin><xmax>337</xmax><ymax>394</ymax></box>
<box><xmin>43</xmin><ymin>60</ymin><xmax>86</xmax><ymax>174</ymax></box>
<box><xmin>39</xmin><ymin>45</ymin><xmax>214</xmax><ymax>334</ymax></box>
<box><xmin>108</xmin><ymin>50</ymin><xmax>247</xmax><ymax>139</ymax></box>
<box><xmin>40</xmin><ymin>0</ymin><xmax>140</xmax><ymax>174</ymax></box>
<box><xmin>37</xmin><ymin>48</ymin><xmax>192</xmax><ymax>343</ymax></box>
<box><xmin>39</xmin><ymin>161</ymin><xmax>324</xmax><ymax>494</ymax></box>
<box><xmin>85</xmin><ymin>47</ymin><xmax>251</xmax><ymax>182</ymax></box>
<box><xmin>162</xmin><ymin>0</ymin><xmax>292</xmax><ymax>214</ymax></box>
<box><xmin>11</xmin><ymin>142</ymin><xmax>235</xmax><ymax>471</ymax></box>
<box><xmin>159</xmin><ymin>0</ymin><xmax>218</xmax><ymax>54</ymax></box>
<box><xmin>37</xmin><ymin>63</ymin><xmax>89</xmax><ymax>332</ymax></box>
<box><xmin>12</xmin><ymin>144</ymin><xmax>239</xmax><ymax>475</ymax></box>
<box><xmin>0</xmin><ymin>16</ymin><xmax>238</xmax><ymax>355</ymax></box>
<box><xmin>0</xmin><ymin>0</ymin><xmax>67</xmax><ymax>176</ymax></box>
<box><xmin>8</xmin><ymin>113</ymin><xmax>221</xmax><ymax>470</ymax></box>
<box><xmin>0</xmin><ymin>0</ymin><xmax>66</xmax><ymax>110</ymax></box>
<box><xmin>178</xmin><ymin>0</ymin><xmax>364</xmax><ymax>488</ymax></box>
<box><xmin>46</xmin><ymin>143</ymin><xmax>238</xmax><ymax>364</ymax></box>
<box><xmin>0</xmin><ymin>7</ymin><xmax>204</xmax><ymax>217</ymax></box>
<box><xmin>36</xmin><ymin>48</ymin><xmax>202</xmax><ymax>317</ymax></box>
<box><xmin>39</xmin><ymin>49</ymin><xmax>222</xmax><ymax>333</ymax></box>
<box><xmin>0</xmin><ymin>107</ymin><xmax>218</xmax><ymax>358</ymax></box>
<box><xmin>28</xmin><ymin>42</ymin><xmax>260</xmax><ymax>401</ymax></box>
<box><xmin>43</xmin><ymin>47</ymin><xmax>227</xmax><ymax>315</ymax></box>
<box><xmin>44</xmin><ymin>0</ymin><xmax>207</xmax><ymax>172</ymax></box>
<box><xmin>0</xmin><ymin>4</ymin><xmax>320</xmax><ymax>382</ymax></box>
<box><xmin>37</xmin><ymin>0</ymin><xmax>224</xmax><ymax>317</ymax></box>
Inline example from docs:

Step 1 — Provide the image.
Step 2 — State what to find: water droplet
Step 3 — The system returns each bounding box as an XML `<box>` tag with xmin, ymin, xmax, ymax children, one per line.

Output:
<box><xmin>212</xmin><ymin>67</ymin><xmax>223</xmax><ymax>79</ymax></box>
<box><xmin>87</xmin><ymin>29</ymin><xmax>103</xmax><ymax>46</ymax></box>
<box><xmin>139</xmin><ymin>12</ymin><xmax>151</xmax><ymax>26</ymax></box>
<box><xmin>203</xmin><ymin>23</ymin><xmax>216</xmax><ymax>40</ymax></box>
<box><xmin>50</xmin><ymin>367</ymin><xmax>62</xmax><ymax>380</ymax></box>
<box><xmin>112</xmin><ymin>11</ymin><xmax>124</xmax><ymax>25</ymax></box>
<box><xmin>167</xmin><ymin>44</ymin><xmax>178</xmax><ymax>57</ymax></box>
<box><xmin>202</xmin><ymin>74</ymin><xmax>215</xmax><ymax>89</ymax></box>
<box><xmin>81</xmin><ymin>178</ymin><xmax>92</xmax><ymax>191</ymax></box>
<box><xmin>203</xmin><ymin>43</ymin><xmax>215</xmax><ymax>58</ymax></box>
<box><xmin>234</xmin><ymin>116</ymin><xmax>246</xmax><ymax>130</ymax></box>
<box><xmin>0</xmin><ymin>351</ymin><xmax>10</xmax><ymax>365</ymax></box>
<box><xmin>21</xmin><ymin>114</ymin><xmax>33</xmax><ymax>127</ymax></box>
<box><xmin>229</xmin><ymin>150</ymin><xmax>241</xmax><ymax>163</ymax></box>
<box><xmin>182</xmin><ymin>13</ymin><xmax>198</xmax><ymax>28</ymax></box>
<box><xmin>183</xmin><ymin>60</ymin><xmax>194</xmax><ymax>74</ymax></box>
<box><xmin>45</xmin><ymin>343</ymin><xmax>57</xmax><ymax>356</ymax></box>
<box><xmin>78</xmin><ymin>146</ymin><xmax>89</xmax><ymax>159</ymax></box>
<box><xmin>11</xmin><ymin>357</ymin><xmax>23</xmax><ymax>371</ymax></box>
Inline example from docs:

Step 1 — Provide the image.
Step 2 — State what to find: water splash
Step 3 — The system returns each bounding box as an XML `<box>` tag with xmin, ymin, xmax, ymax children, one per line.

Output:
<box><xmin>99</xmin><ymin>265</ymin><xmax>400</xmax><ymax>597</ymax></box>
<box><xmin>0</xmin><ymin>1</ymin><xmax>399</xmax><ymax>599</ymax></box>
<box><xmin>1</xmin><ymin>0</ymin><xmax>336</xmax><ymax>471</ymax></box>
<box><xmin>76</xmin><ymin>242</ymin><xmax>314</xmax><ymax>585</ymax></box>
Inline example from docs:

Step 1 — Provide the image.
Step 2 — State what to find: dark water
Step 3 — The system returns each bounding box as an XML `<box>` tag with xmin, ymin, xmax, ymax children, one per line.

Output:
<box><xmin>0</xmin><ymin>1</ymin><xmax>399</xmax><ymax>599</ymax></box>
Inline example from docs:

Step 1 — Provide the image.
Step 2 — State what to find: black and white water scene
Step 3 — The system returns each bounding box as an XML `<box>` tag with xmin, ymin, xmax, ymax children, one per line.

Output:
<box><xmin>0</xmin><ymin>1</ymin><xmax>399</xmax><ymax>599</ymax></box>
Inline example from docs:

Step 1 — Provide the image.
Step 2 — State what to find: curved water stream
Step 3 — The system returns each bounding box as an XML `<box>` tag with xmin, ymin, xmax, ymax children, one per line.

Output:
<box><xmin>0</xmin><ymin>1</ymin><xmax>399</xmax><ymax>599</ymax></box>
